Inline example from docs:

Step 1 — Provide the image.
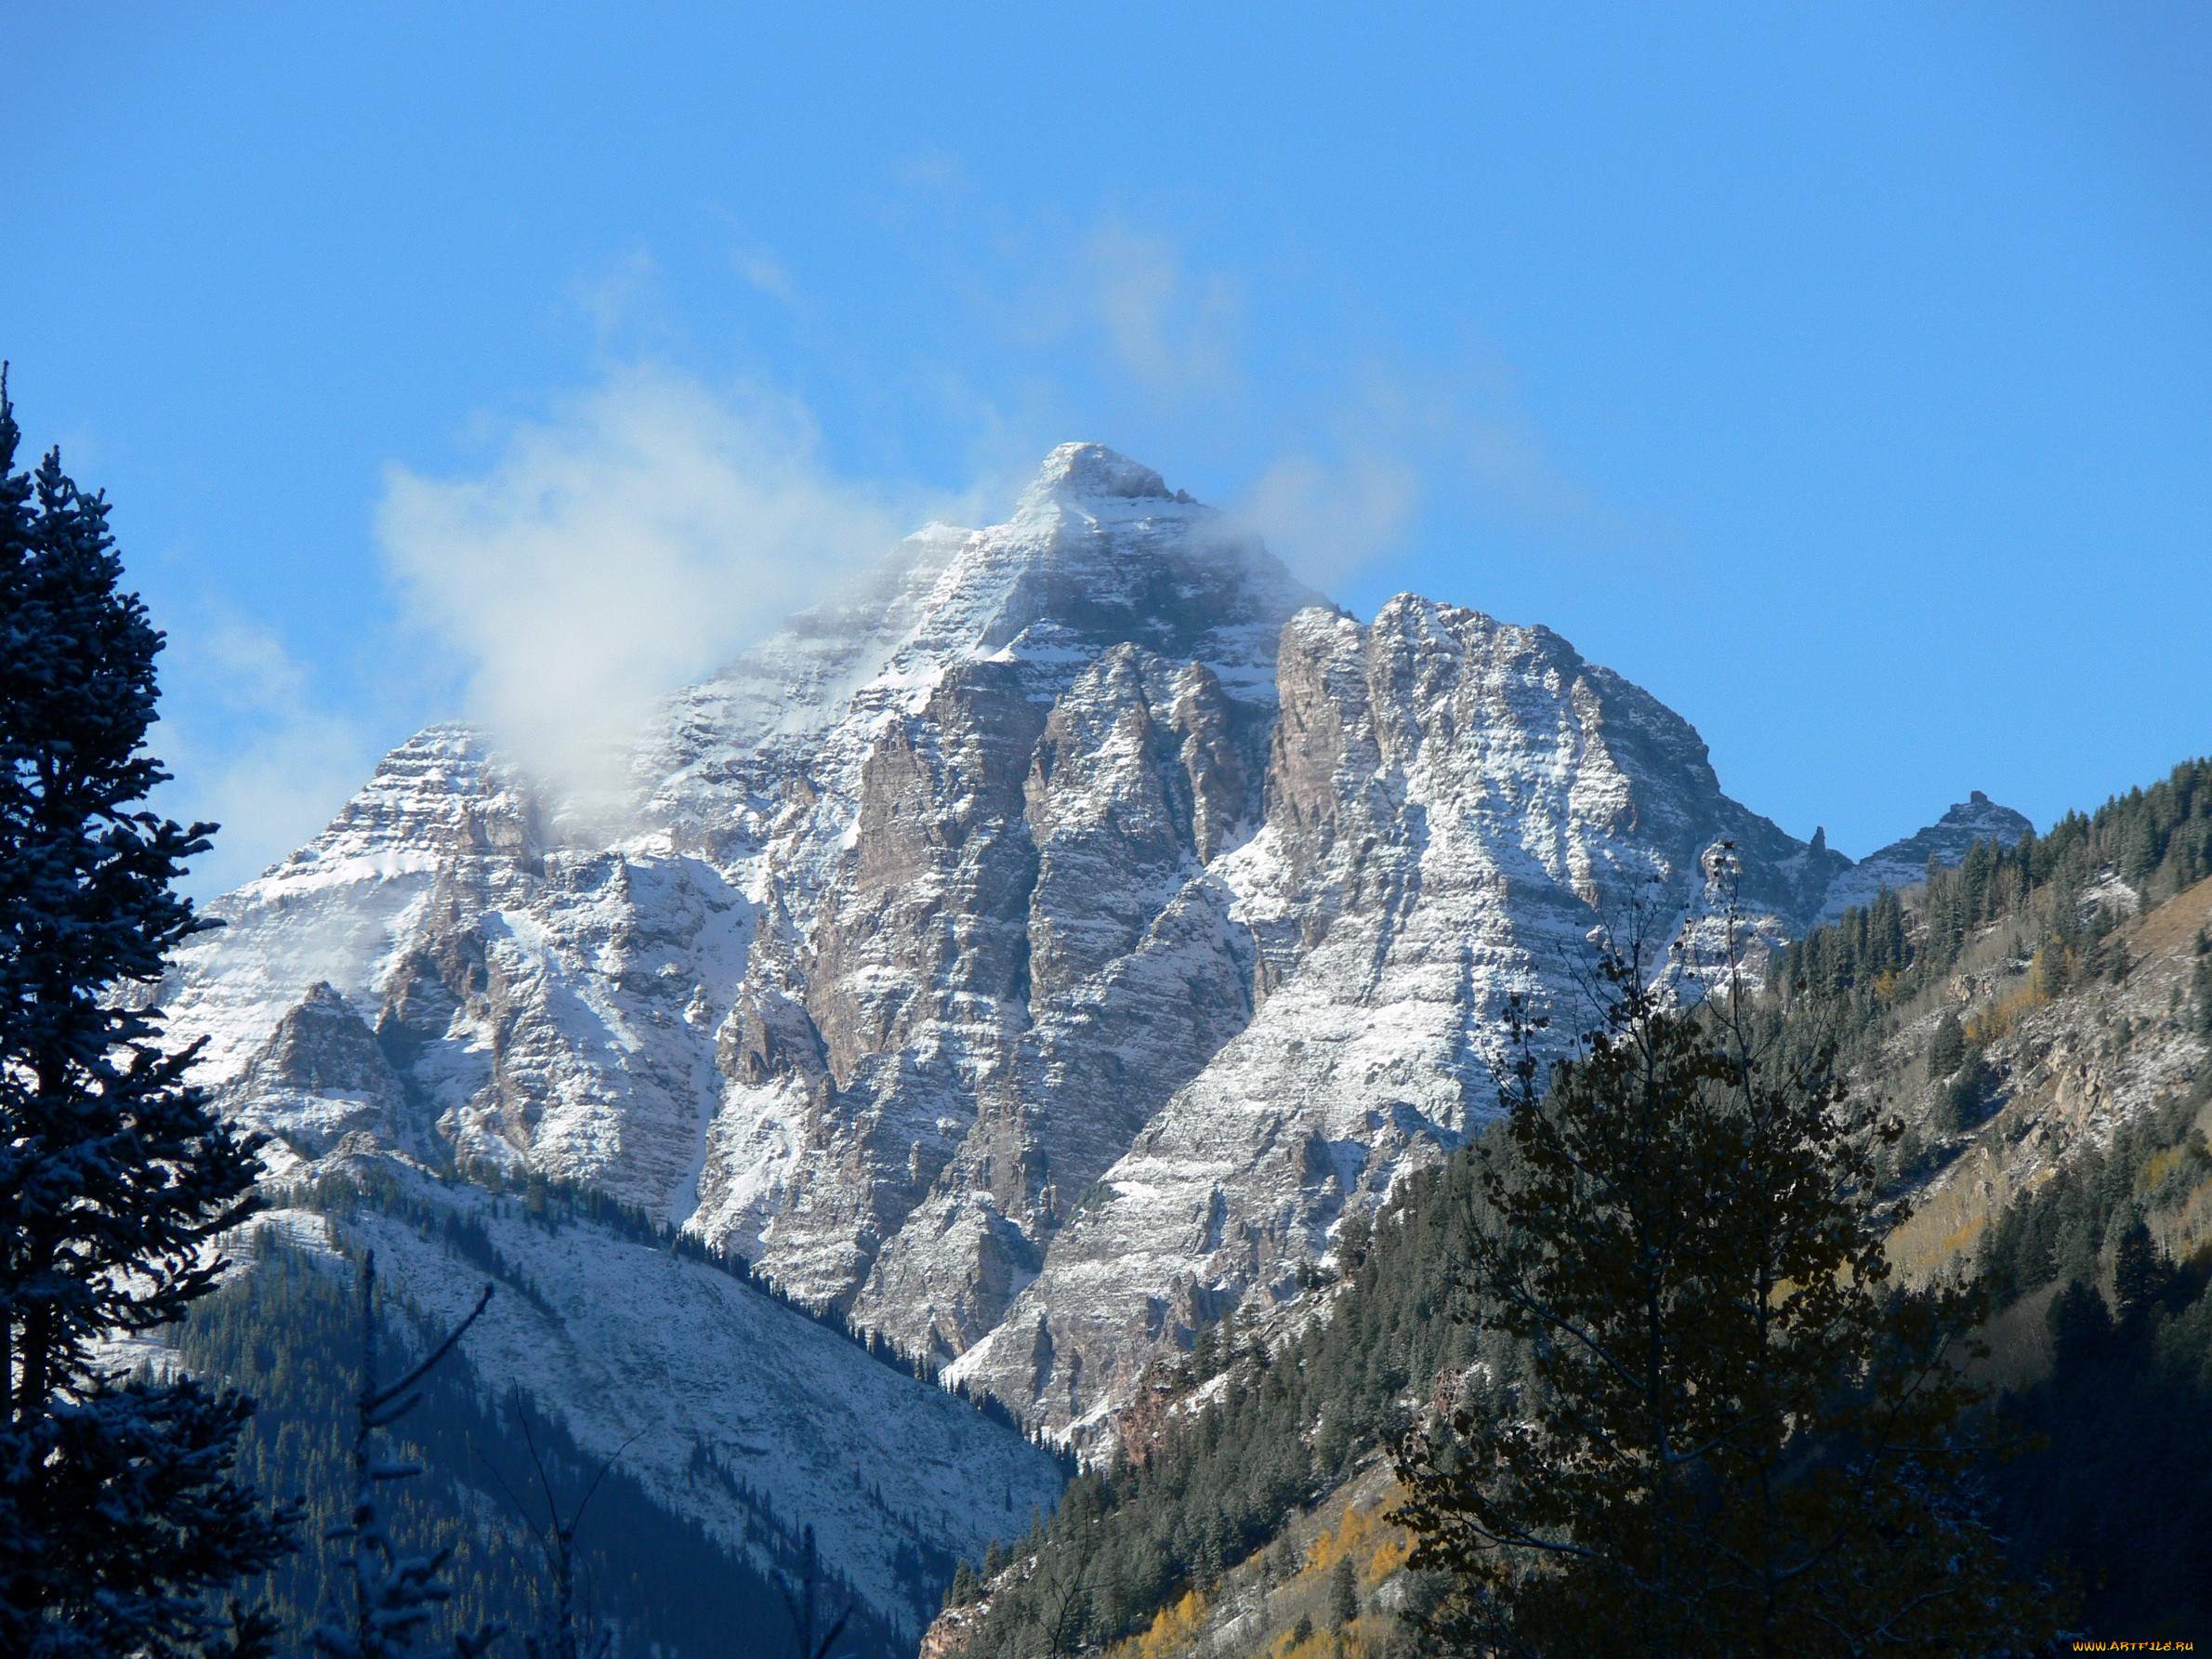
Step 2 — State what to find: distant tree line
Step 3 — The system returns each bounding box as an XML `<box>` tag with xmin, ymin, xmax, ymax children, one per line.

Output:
<box><xmin>1779</xmin><ymin>757</ymin><xmax>2212</xmax><ymax>1044</ymax></box>
<box><xmin>1978</xmin><ymin>1073</ymin><xmax>2212</xmax><ymax>1305</ymax></box>
<box><xmin>948</xmin><ymin>1142</ymin><xmax>1500</xmax><ymax>1657</ymax></box>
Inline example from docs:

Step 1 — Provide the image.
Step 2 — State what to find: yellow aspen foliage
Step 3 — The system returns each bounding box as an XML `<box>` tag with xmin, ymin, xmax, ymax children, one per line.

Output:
<box><xmin>2139</xmin><ymin>1143</ymin><xmax>2192</xmax><ymax>1198</ymax></box>
<box><xmin>1268</xmin><ymin>1625</ymin><xmax>1372</xmax><ymax>1659</ymax></box>
<box><xmin>1968</xmin><ymin>981</ymin><xmax>2047</xmax><ymax>1047</ymax></box>
<box><xmin>1297</xmin><ymin>1494</ymin><xmax>1414</xmax><ymax>1590</ymax></box>
<box><xmin>1132</xmin><ymin>1587</ymin><xmax>1207</xmax><ymax>1659</ymax></box>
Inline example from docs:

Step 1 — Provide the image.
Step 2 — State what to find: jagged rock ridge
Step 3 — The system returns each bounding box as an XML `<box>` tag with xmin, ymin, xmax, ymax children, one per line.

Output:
<box><xmin>1819</xmin><ymin>791</ymin><xmax>2034</xmax><ymax>921</ymax></box>
<box><xmin>161</xmin><ymin>444</ymin><xmax>2021</xmax><ymax>1451</ymax></box>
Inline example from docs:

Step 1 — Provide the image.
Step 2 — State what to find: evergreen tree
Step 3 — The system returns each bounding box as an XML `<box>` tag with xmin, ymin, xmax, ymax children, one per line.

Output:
<box><xmin>2111</xmin><ymin>1218</ymin><xmax>2169</xmax><ymax>1327</ymax></box>
<box><xmin>1926</xmin><ymin>1012</ymin><xmax>1965</xmax><ymax>1081</ymax></box>
<box><xmin>2034</xmin><ymin>941</ymin><xmax>2073</xmax><ymax>1000</ymax></box>
<box><xmin>1391</xmin><ymin>947</ymin><xmax>2060</xmax><ymax>1658</ymax></box>
<box><xmin>2046</xmin><ymin>1279</ymin><xmax>2113</xmax><ymax>1371</ymax></box>
<box><xmin>1937</xmin><ymin>1052</ymin><xmax>1995</xmax><ymax>1136</ymax></box>
<box><xmin>1327</xmin><ymin>1555</ymin><xmax>1358</xmax><ymax>1630</ymax></box>
<box><xmin>0</xmin><ymin>379</ymin><xmax>296</xmax><ymax>1652</ymax></box>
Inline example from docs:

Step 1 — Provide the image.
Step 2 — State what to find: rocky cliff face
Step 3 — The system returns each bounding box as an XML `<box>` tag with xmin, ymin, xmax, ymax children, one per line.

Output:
<box><xmin>163</xmin><ymin>443</ymin><xmax>2001</xmax><ymax>1449</ymax></box>
<box><xmin>657</xmin><ymin>448</ymin><xmax>1317</xmax><ymax>1356</ymax></box>
<box><xmin>943</xmin><ymin>596</ymin><xmax>1846</xmax><ymax>1432</ymax></box>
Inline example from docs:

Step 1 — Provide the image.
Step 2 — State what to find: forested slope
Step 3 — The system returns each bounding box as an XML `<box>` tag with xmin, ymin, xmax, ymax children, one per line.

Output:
<box><xmin>944</xmin><ymin>755</ymin><xmax>2212</xmax><ymax>1655</ymax></box>
<box><xmin>944</xmin><ymin>1151</ymin><xmax>1498</xmax><ymax>1659</ymax></box>
<box><xmin>172</xmin><ymin>1159</ymin><xmax>1065</xmax><ymax>1657</ymax></box>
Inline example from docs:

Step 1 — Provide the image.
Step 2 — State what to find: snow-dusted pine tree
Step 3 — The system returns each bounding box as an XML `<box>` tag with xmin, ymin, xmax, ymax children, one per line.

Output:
<box><xmin>0</xmin><ymin>377</ymin><xmax>298</xmax><ymax>1650</ymax></box>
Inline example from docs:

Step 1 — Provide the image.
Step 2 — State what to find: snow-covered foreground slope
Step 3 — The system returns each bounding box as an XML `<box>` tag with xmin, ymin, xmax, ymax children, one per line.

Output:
<box><xmin>161</xmin><ymin>443</ymin><xmax>2025</xmax><ymax>1467</ymax></box>
<box><xmin>239</xmin><ymin>1161</ymin><xmax>1064</xmax><ymax>1637</ymax></box>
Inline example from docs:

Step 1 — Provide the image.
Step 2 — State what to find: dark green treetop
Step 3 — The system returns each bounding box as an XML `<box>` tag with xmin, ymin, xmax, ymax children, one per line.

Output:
<box><xmin>0</xmin><ymin>375</ymin><xmax>295</xmax><ymax>1654</ymax></box>
<box><xmin>1391</xmin><ymin>940</ymin><xmax>2061</xmax><ymax>1658</ymax></box>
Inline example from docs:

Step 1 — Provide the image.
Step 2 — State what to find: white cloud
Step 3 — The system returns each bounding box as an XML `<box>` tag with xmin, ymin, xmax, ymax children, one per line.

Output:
<box><xmin>1230</xmin><ymin>358</ymin><xmax>1629</xmax><ymax>586</ymax></box>
<box><xmin>1236</xmin><ymin>449</ymin><xmax>1424</xmax><ymax>587</ymax></box>
<box><xmin>1086</xmin><ymin>222</ymin><xmax>1243</xmax><ymax>398</ymax></box>
<box><xmin>150</xmin><ymin>617</ymin><xmax>383</xmax><ymax>901</ymax></box>
<box><xmin>573</xmin><ymin>249</ymin><xmax>661</xmax><ymax>336</ymax></box>
<box><xmin>376</xmin><ymin>365</ymin><xmax>920</xmax><ymax>804</ymax></box>
<box><xmin>892</xmin><ymin>149</ymin><xmax>969</xmax><ymax>194</ymax></box>
<box><xmin>734</xmin><ymin>250</ymin><xmax>797</xmax><ymax>302</ymax></box>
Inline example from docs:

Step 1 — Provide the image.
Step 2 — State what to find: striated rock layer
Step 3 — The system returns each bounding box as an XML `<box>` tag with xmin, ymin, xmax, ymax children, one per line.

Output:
<box><xmin>164</xmin><ymin>443</ymin><xmax>2006</xmax><ymax>1444</ymax></box>
<box><xmin>945</xmin><ymin>596</ymin><xmax>1845</xmax><ymax>1432</ymax></box>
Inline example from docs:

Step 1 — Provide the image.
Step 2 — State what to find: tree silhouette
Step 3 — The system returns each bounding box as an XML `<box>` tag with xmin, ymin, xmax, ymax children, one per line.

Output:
<box><xmin>1394</xmin><ymin>901</ymin><xmax>2061</xmax><ymax>1657</ymax></box>
<box><xmin>0</xmin><ymin>371</ymin><xmax>296</xmax><ymax>1654</ymax></box>
<box><xmin>308</xmin><ymin>1252</ymin><xmax>497</xmax><ymax>1659</ymax></box>
<box><xmin>478</xmin><ymin>1402</ymin><xmax>637</xmax><ymax>1659</ymax></box>
<box><xmin>774</xmin><ymin>1525</ymin><xmax>853</xmax><ymax>1659</ymax></box>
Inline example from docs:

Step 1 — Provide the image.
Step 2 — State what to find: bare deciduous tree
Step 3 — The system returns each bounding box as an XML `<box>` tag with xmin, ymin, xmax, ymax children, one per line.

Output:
<box><xmin>309</xmin><ymin>1251</ymin><xmax>498</xmax><ymax>1659</ymax></box>
<box><xmin>774</xmin><ymin>1525</ymin><xmax>852</xmax><ymax>1659</ymax></box>
<box><xmin>479</xmin><ymin>1403</ymin><xmax>637</xmax><ymax>1659</ymax></box>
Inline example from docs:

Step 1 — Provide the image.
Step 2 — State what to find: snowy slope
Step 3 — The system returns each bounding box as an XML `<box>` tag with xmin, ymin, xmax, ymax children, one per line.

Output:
<box><xmin>235</xmin><ymin>1164</ymin><xmax>1062</xmax><ymax>1637</ymax></box>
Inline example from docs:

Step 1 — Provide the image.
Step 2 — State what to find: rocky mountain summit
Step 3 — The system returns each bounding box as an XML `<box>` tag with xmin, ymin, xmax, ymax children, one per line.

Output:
<box><xmin>162</xmin><ymin>444</ymin><xmax>2021</xmax><ymax>1444</ymax></box>
<box><xmin>1818</xmin><ymin>790</ymin><xmax>2034</xmax><ymax>920</ymax></box>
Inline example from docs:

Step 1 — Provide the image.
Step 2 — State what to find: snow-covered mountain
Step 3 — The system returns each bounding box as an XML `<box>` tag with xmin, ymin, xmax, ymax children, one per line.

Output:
<box><xmin>161</xmin><ymin>444</ymin><xmax>2023</xmax><ymax>1455</ymax></box>
<box><xmin>944</xmin><ymin>595</ymin><xmax>1846</xmax><ymax>1433</ymax></box>
<box><xmin>1817</xmin><ymin>791</ymin><xmax>2034</xmax><ymax>920</ymax></box>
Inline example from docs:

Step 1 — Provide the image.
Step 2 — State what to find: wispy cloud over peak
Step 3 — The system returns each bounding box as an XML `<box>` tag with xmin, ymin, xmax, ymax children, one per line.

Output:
<box><xmin>375</xmin><ymin>365</ymin><xmax>923</xmax><ymax>802</ymax></box>
<box><xmin>1086</xmin><ymin>220</ymin><xmax>1244</xmax><ymax>399</ymax></box>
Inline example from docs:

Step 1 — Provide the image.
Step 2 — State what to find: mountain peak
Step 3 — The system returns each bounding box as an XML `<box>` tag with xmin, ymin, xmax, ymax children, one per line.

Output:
<box><xmin>1940</xmin><ymin>791</ymin><xmax>2021</xmax><ymax>827</ymax></box>
<box><xmin>1816</xmin><ymin>791</ymin><xmax>2034</xmax><ymax>920</ymax></box>
<box><xmin>1019</xmin><ymin>442</ymin><xmax>1183</xmax><ymax>509</ymax></box>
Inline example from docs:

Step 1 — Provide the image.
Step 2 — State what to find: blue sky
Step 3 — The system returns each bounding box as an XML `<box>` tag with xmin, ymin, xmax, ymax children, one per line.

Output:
<box><xmin>5</xmin><ymin>4</ymin><xmax>2208</xmax><ymax>894</ymax></box>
